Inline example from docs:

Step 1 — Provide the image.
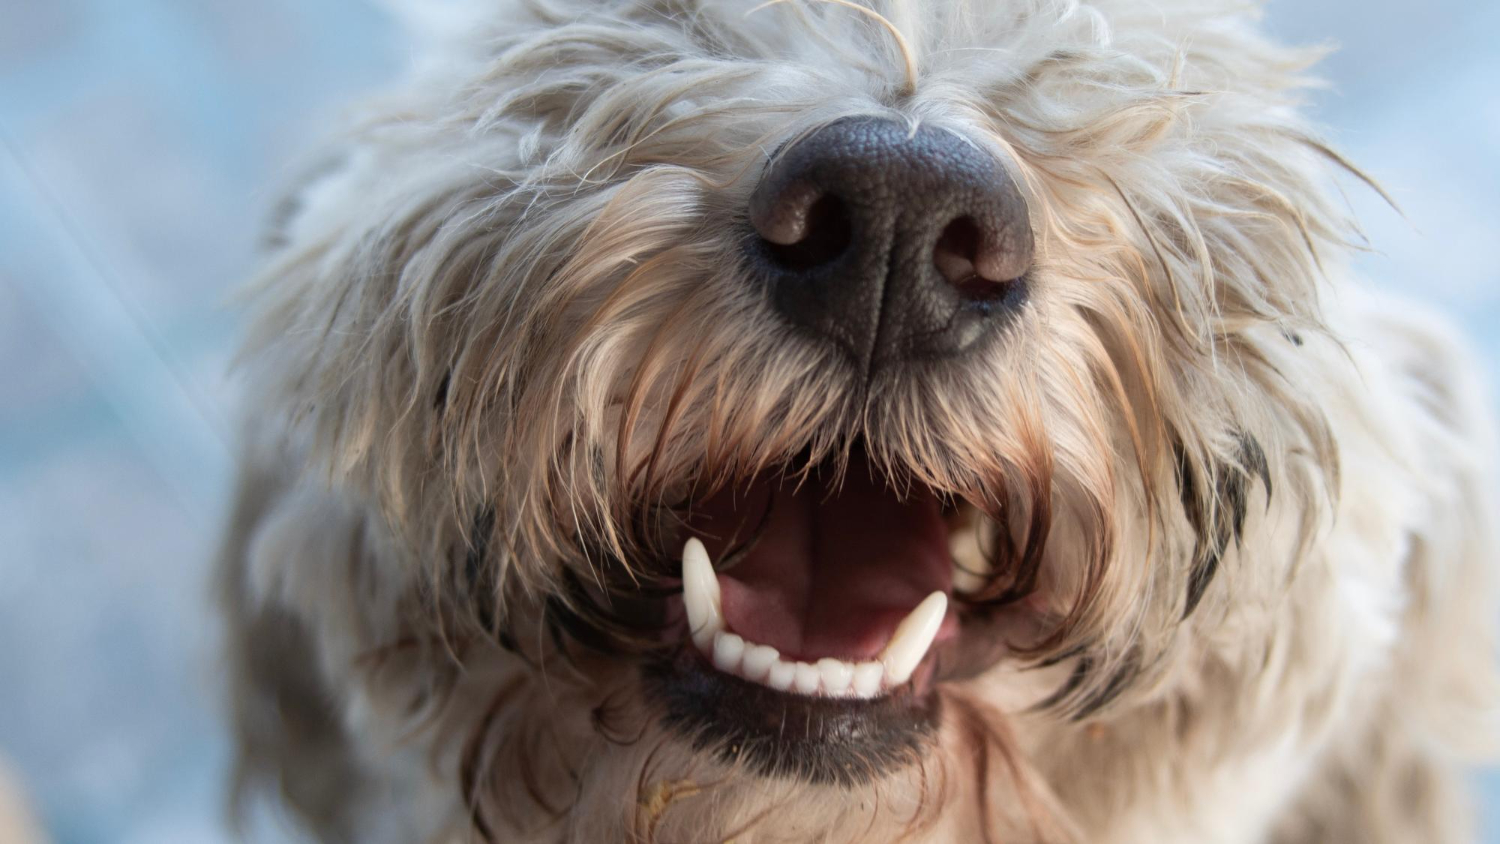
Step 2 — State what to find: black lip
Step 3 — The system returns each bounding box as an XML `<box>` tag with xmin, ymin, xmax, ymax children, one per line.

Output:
<box><xmin>642</xmin><ymin>647</ymin><xmax>941</xmax><ymax>787</ymax></box>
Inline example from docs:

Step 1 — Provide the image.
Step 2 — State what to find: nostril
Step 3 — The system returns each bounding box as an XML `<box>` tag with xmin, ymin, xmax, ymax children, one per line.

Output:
<box><xmin>933</xmin><ymin>217</ymin><xmax>1015</xmax><ymax>302</ymax></box>
<box><xmin>762</xmin><ymin>195</ymin><xmax>852</xmax><ymax>272</ymax></box>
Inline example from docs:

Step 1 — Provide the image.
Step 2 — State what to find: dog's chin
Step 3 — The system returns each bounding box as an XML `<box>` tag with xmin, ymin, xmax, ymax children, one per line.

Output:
<box><xmin>642</xmin><ymin>647</ymin><xmax>943</xmax><ymax>787</ymax></box>
<box><xmin>631</xmin><ymin>445</ymin><xmax>1035</xmax><ymax>788</ymax></box>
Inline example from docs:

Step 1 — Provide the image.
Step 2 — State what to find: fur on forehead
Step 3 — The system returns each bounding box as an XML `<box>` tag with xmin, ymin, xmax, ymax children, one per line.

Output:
<box><xmin>244</xmin><ymin>0</ymin><xmax>1356</xmax><ymax>708</ymax></box>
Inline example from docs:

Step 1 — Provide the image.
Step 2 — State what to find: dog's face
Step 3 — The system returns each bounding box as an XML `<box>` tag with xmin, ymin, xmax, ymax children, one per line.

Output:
<box><xmin>248</xmin><ymin>0</ymin><xmax>1353</xmax><ymax>838</ymax></box>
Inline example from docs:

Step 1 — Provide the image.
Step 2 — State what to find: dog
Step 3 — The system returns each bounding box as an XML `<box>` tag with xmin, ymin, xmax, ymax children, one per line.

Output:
<box><xmin>218</xmin><ymin>1</ymin><xmax>1500</xmax><ymax>841</ymax></box>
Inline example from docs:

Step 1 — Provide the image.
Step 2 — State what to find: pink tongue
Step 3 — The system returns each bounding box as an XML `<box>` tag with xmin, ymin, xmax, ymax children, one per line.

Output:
<box><xmin>693</xmin><ymin>462</ymin><xmax>953</xmax><ymax>662</ymax></box>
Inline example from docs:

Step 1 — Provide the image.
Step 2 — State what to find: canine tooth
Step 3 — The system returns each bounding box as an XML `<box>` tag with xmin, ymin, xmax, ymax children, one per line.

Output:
<box><xmin>793</xmin><ymin>662</ymin><xmax>821</xmax><ymax>695</ymax></box>
<box><xmin>682</xmin><ymin>538</ymin><xmax>723</xmax><ymax>651</ymax></box>
<box><xmin>712</xmin><ymin>632</ymin><xmax>745</xmax><ymax>672</ymax></box>
<box><xmin>767</xmin><ymin>659</ymin><xmax>796</xmax><ymax>691</ymax></box>
<box><xmin>852</xmin><ymin>662</ymin><xmax>884</xmax><ymax>697</ymax></box>
<box><xmin>880</xmin><ymin>592</ymin><xmax>948</xmax><ymax>686</ymax></box>
<box><xmin>817</xmin><ymin>658</ymin><xmax>853</xmax><ymax>695</ymax></box>
<box><xmin>950</xmin><ymin>527</ymin><xmax>991</xmax><ymax>595</ymax></box>
<box><xmin>742</xmin><ymin>645</ymin><xmax>778</xmax><ymax>682</ymax></box>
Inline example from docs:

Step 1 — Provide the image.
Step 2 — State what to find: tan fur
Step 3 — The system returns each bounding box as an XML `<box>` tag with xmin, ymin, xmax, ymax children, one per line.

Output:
<box><xmin>218</xmin><ymin>1</ymin><xmax>1500</xmax><ymax>840</ymax></box>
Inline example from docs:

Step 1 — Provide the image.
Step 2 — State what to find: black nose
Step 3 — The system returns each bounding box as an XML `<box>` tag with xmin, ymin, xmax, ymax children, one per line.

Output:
<box><xmin>747</xmin><ymin>116</ymin><xmax>1033</xmax><ymax>373</ymax></box>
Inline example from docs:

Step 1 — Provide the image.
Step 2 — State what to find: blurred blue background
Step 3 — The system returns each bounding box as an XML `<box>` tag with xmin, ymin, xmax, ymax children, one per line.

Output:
<box><xmin>0</xmin><ymin>1</ymin><xmax>1494</xmax><ymax>841</ymax></box>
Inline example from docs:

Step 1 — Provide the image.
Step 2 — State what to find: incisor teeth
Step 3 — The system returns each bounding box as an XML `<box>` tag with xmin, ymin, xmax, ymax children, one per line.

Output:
<box><xmin>743</xmin><ymin>644</ymin><xmax>778</xmax><ymax>682</ymax></box>
<box><xmin>793</xmin><ymin>662</ymin><xmax>821</xmax><ymax>695</ymax></box>
<box><xmin>712</xmin><ymin>632</ymin><xmax>744</xmax><ymax>672</ymax></box>
<box><xmin>681</xmin><ymin>538</ymin><xmax>723</xmax><ymax>651</ymax></box>
<box><xmin>852</xmin><ymin>661</ymin><xmax>884</xmax><ymax>697</ymax></box>
<box><xmin>818</xmin><ymin>658</ymin><xmax>853</xmax><ymax>695</ymax></box>
<box><xmin>680</xmin><ymin>537</ymin><xmax>947</xmax><ymax>699</ymax></box>
<box><xmin>767</xmin><ymin>660</ymin><xmax>796</xmax><ymax>691</ymax></box>
<box><xmin>879</xmin><ymin>591</ymin><xmax>948</xmax><ymax>685</ymax></box>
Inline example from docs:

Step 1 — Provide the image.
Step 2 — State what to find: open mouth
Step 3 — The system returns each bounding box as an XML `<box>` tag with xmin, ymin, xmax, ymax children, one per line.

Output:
<box><xmin>678</xmin><ymin>455</ymin><xmax>959</xmax><ymax>698</ymax></box>
<box><xmin>685</xmin><ymin>534</ymin><xmax>949</xmax><ymax>698</ymax></box>
<box><xmin>642</xmin><ymin>445</ymin><xmax>1003</xmax><ymax>784</ymax></box>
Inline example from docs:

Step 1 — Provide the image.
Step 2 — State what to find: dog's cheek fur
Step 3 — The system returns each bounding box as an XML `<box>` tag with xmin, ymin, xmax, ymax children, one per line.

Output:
<box><xmin>220</xmin><ymin>1</ymin><xmax>1500</xmax><ymax>841</ymax></box>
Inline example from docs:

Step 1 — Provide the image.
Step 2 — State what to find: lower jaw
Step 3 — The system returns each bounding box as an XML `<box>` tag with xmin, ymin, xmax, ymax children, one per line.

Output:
<box><xmin>641</xmin><ymin>646</ymin><xmax>943</xmax><ymax>788</ymax></box>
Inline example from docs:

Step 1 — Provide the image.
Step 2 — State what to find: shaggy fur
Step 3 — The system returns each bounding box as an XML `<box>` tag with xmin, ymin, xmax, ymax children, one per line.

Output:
<box><xmin>219</xmin><ymin>1</ymin><xmax>1500</xmax><ymax>841</ymax></box>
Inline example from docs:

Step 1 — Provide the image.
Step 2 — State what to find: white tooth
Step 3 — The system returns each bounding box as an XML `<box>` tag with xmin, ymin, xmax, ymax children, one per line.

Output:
<box><xmin>712</xmin><ymin>632</ymin><xmax>745</xmax><ymax>672</ymax></box>
<box><xmin>950</xmin><ymin>526</ymin><xmax>991</xmax><ymax>595</ymax></box>
<box><xmin>768</xmin><ymin>659</ymin><xmax>796</xmax><ymax>691</ymax></box>
<box><xmin>879</xmin><ymin>592</ymin><xmax>948</xmax><ymax>686</ymax></box>
<box><xmin>793</xmin><ymin>662</ymin><xmax>821</xmax><ymax>695</ymax></box>
<box><xmin>742</xmin><ymin>645</ymin><xmax>778</xmax><ymax>682</ymax></box>
<box><xmin>818</xmin><ymin>658</ymin><xmax>853</xmax><ymax>695</ymax></box>
<box><xmin>852</xmin><ymin>661</ymin><xmax>884</xmax><ymax>698</ymax></box>
<box><xmin>682</xmin><ymin>538</ymin><xmax>723</xmax><ymax>651</ymax></box>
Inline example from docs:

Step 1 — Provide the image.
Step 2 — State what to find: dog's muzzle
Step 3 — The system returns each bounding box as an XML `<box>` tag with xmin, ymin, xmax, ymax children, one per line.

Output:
<box><xmin>640</xmin><ymin>118</ymin><xmax>1038</xmax><ymax>786</ymax></box>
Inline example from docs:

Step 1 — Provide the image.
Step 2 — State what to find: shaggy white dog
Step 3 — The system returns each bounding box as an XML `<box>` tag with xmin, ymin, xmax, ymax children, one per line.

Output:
<box><xmin>219</xmin><ymin>1</ymin><xmax>1499</xmax><ymax>841</ymax></box>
